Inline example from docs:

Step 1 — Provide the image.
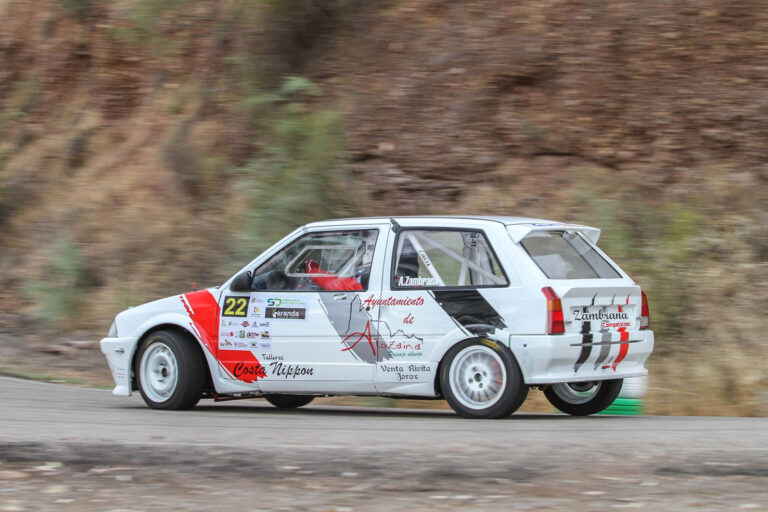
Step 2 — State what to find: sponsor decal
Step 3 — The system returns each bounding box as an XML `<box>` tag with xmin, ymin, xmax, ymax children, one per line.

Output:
<box><xmin>266</xmin><ymin>297</ymin><xmax>305</xmax><ymax>307</ymax></box>
<box><xmin>258</xmin><ymin>322</ymin><xmax>270</xmax><ymax>327</ymax></box>
<box><xmin>397</xmin><ymin>276</ymin><xmax>440</xmax><ymax>287</ymax></box>
<box><xmin>602</xmin><ymin>321</ymin><xmax>630</xmax><ymax>329</ymax></box>
<box><xmin>416</xmin><ymin>249</ymin><xmax>433</xmax><ymax>267</ymax></box>
<box><xmin>268</xmin><ymin>361</ymin><xmax>314</xmax><ymax>379</ymax></box>
<box><xmin>241</xmin><ymin>321</ymin><xmax>250</xmax><ymax>328</ymax></box>
<box><xmin>380</xmin><ymin>363</ymin><xmax>432</xmax><ymax>382</ymax></box>
<box><xmin>233</xmin><ymin>361</ymin><xmax>267</xmax><ymax>380</ymax></box>
<box><xmin>247</xmin><ymin>331</ymin><xmax>259</xmax><ymax>339</ymax></box>
<box><xmin>239</xmin><ymin>330</ymin><xmax>246</xmax><ymax>338</ymax></box>
<box><xmin>220</xmin><ymin>339</ymin><xmax>233</xmax><ymax>348</ymax></box>
<box><xmin>362</xmin><ymin>294</ymin><xmax>425</xmax><ymax>310</ymax></box>
<box><xmin>378</xmin><ymin>339</ymin><xmax>422</xmax><ymax>352</ymax></box>
<box><xmin>332</xmin><ymin>293</ymin><xmax>348</xmax><ymax>301</ymax></box>
<box><xmin>572</xmin><ymin>306</ymin><xmax>633</xmax><ymax>373</ymax></box>
<box><xmin>258</xmin><ymin>297</ymin><xmax>308</xmax><ymax>320</ymax></box>
<box><xmin>181</xmin><ymin>290</ymin><xmax>266</xmax><ymax>383</ymax></box>
<box><xmin>222</xmin><ymin>296</ymin><xmax>249</xmax><ymax>317</ymax></box>
<box><xmin>108</xmin><ymin>361</ymin><xmax>126</xmax><ymax>379</ymax></box>
<box><xmin>234</xmin><ymin>340</ymin><xmax>248</xmax><ymax>349</ymax></box>
<box><xmin>260</xmin><ymin>331</ymin><xmax>270</xmax><ymax>339</ymax></box>
<box><xmin>389</xmin><ymin>350</ymin><xmax>423</xmax><ymax>358</ymax></box>
<box><xmin>266</xmin><ymin>307</ymin><xmax>306</xmax><ymax>320</ymax></box>
<box><xmin>320</xmin><ymin>294</ymin><xmax>392</xmax><ymax>363</ymax></box>
<box><xmin>260</xmin><ymin>338</ymin><xmax>272</xmax><ymax>351</ymax></box>
<box><xmin>341</xmin><ymin>321</ymin><xmax>378</xmax><ymax>356</ymax></box>
<box><xmin>530</xmin><ymin>222</ymin><xmax>584</xmax><ymax>229</ymax></box>
<box><xmin>374</xmin><ymin>321</ymin><xmax>424</xmax><ymax>359</ymax></box>
<box><xmin>574</xmin><ymin>310</ymin><xmax>629</xmax><ymax>322</ymax></box>
<box><xmin>251</xmin><ymin>306</ymin><xmax>262</xmax><ymax>317</ymax></box>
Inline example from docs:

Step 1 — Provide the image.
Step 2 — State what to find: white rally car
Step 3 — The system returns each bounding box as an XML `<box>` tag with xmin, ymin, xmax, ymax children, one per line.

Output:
<box><xmin>101</xmin><ymin>216</ymin><xmax>653</xmax><ymax>419</ymax></box>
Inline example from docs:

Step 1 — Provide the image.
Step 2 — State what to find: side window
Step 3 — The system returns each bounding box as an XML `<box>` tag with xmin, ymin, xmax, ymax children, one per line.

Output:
<box><xmin>251</xmin><ymin>230</ymin><xmax>379</xmax><ymax>292</ymax></box>
<box><xmin>393</xmin><ymin>230</ymin><xmax>508</xmax><ymax>288</ymax></box>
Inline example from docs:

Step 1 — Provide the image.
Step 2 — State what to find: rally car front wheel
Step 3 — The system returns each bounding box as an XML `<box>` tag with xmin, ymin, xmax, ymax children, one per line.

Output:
<box><xmin>544</xmin><ymin>379</ymin><xmax>623</xmax><ymax>416</ymax></box>
<box><xmin>136</xmin><ymin>330</ymin><xmax>206</xmax><ymax>410</ymax></box>
<box><xmin>440</xmin><ymin>339</ymin><xmax>528</xmax><ymax>419</ymax></box>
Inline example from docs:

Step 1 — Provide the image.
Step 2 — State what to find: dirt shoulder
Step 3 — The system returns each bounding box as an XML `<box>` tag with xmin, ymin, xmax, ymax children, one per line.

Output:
<box><xmin>1</xmin><ymin>441</ymin><xmax>767</xmax><ymax>511</ymax></box>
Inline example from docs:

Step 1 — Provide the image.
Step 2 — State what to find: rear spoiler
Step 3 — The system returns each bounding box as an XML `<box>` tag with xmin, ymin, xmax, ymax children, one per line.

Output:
<box><xmin>507</xmin><ymin>223</ymin><xmax>601</xmax><ymax>244</ymax></box>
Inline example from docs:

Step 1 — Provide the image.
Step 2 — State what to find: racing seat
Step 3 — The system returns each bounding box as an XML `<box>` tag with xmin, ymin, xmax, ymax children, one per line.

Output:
<box><xmin>305</xmin><ymin>259</ymin><xmax>363</xmax><ymax>291</ymax></box>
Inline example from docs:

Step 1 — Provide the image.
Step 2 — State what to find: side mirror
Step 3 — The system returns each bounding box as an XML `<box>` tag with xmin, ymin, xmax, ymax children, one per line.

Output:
<box><xmin>230</xmin><ymin>271</ymin><xmax>252</xmax><ymax>292</ymax></box>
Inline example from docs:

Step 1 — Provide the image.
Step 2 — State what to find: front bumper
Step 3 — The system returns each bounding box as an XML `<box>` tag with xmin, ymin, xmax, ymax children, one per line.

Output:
<box><xmin>508</xmin><ymin>330</ymin><xmax>654</xmax><ymax>385</ymax></box>
<box><xmin>100</xmin><ymin>336</ymin><xmax>140</xmax><ymax>396</ymax></box>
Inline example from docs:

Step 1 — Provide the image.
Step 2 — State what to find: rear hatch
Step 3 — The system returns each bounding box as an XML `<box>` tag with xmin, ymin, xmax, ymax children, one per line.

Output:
<box><xmin>514</xmin><ymin>227</ymin><xmax>642</xmax><ymax>336</ymax></box>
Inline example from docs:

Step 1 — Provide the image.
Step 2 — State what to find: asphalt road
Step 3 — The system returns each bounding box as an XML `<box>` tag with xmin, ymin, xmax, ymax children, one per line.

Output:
<box><xmin>1</xmin><ymin>376</ymin><xmax>768</xmax><ymax>511</ymax></box>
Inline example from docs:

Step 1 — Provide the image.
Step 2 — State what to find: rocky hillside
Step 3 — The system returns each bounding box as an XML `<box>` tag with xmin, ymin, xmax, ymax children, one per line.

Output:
<box><xmin>0</xmin><ymin>0</ymin><xmax>766</xmax><ymax>414</ymax></box>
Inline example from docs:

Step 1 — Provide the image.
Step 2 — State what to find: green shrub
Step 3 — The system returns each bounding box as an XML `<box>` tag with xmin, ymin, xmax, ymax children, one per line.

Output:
<box><xmin>109</xmin><ymin>0</ymin><xmax>190</xmax><ymax>58</ymax></box>
<box><xmin>25</xmin><ymin>236</ymin><xmax>99</xmax><ymax>327</ymax></box>
<box><xmin>233</xmin><ymin>76</ymin><xmax>356</xmax><ymax>260</ymax></box>
<box><xmin>58</xmin><ymin>0</ymin><xmax>90</xmax><ymax>19</ymax></box>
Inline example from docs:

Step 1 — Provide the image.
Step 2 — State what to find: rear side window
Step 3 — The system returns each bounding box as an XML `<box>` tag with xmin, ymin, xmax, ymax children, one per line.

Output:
<box><xmin>520</xmin><ymin>231</ymin><xmax>621</xmax><ymax>279</ymax></box>
<box><xmin>393</xmin><ymin>229</ymin><xmax>508</xmax><ymax>288</ymax></box>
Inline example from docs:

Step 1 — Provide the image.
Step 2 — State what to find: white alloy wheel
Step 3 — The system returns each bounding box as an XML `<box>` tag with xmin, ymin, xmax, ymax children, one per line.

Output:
<box><xmin>449</xmin><ymin>345</ymin><xmax>507</xmax><ymax>410</ymax></box>
<box><xmin>544</xmin><ymin>379</ymin><xmax>622</xmax><ymax>416</ymax></box>
<box><xmin>551</xmin><ymin>381</ymin><xmax>602</xmax><ymax>405</ymax></box>
<box><xmin>139</xmin><ymin>342</ymin><xmax>179</xmax><ymax>403</ymax></box>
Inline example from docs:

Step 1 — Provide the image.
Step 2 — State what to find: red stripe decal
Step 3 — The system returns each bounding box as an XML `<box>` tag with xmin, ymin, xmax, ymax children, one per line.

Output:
<box><xmin>181</xmin><ymin>290</ymin><xmax>219</xmax><ymax>356</ymax></box>
<box><xmin>612</xmin><ymin>327</ymin><xmax>630</xmax><ymax>371</ymax></box>
<box><xmin>181</xmin><ymin>291</ymin><xmax>266</xmax><ymax>383</ymax></box>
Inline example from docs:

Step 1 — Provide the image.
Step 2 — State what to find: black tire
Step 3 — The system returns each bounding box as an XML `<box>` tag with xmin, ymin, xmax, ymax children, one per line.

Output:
<box><xmin>544</xmin><ymin>379</ymin><xmax>623</xmax><ymax>416</ymax></box>
<box><xmin>136</xmin><ymin>329</ymin><xmax>206</xmax><ymax>410</ymax></box>
<box><xmin>264</xmin><ymin>395</ymin><xmax>315</xmax><ymax>409</ymax></box>
<box><xmin>440</xmin><ymin>338</ymin><xmax>528</xmax><ymax>419</ymax></box>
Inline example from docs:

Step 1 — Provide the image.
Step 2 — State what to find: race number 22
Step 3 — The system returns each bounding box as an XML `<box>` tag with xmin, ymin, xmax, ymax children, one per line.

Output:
<box><xmin>222</xmin><ymin>296</ymin><xmax>248</xmax><ymax>317</ymax></box>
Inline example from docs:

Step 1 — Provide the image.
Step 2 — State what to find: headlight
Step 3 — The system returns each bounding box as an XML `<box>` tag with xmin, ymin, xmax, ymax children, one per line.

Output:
<box><xmin>108</xmin><ymin>320</ymin><xmax>118</xmax><ymax>337</ymax></box>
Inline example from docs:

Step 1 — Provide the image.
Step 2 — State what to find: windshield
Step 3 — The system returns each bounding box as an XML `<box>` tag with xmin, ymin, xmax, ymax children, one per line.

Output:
<box><xmin>520</xmin><ymin>231</ymin><xmax>621</xmax><ymax>279</ymax></box>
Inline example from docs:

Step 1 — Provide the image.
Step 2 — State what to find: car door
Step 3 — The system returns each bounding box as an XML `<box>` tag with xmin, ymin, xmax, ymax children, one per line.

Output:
<box><xmin>375</xmin><ymin>228</ymin><xmax>510</xmax><ymax>393</ymax></box>
<box><xmin>218</xmin><ymin>225</ymin><xmax>389</xmax><ymax>394</ymax></box>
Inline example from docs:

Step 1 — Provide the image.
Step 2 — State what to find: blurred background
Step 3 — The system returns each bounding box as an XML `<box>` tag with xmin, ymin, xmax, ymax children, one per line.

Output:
<box><xmin>0</xmin><ymin>0</ymin><xmax>765</xmax><ymax>415</ymax></box>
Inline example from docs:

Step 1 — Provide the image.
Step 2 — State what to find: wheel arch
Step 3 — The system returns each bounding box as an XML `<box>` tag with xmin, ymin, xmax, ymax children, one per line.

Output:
<box><xmin>131</xmin><ymin>323</ymin><xmax>213</xmax><ymax>392</ymax></box>
<box><xmin>433</xmin><ymin>335</ymin><xmax>513</xmax><ymax>398</ymax></box>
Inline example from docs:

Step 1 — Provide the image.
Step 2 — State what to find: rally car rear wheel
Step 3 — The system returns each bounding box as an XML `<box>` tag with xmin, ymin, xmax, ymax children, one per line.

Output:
<box><xmin>440</xmin><ymin>339</ymin><xmax>528</xmax><ymax>419</ymax></box>
<box><xmin>544</xmin><ymin>379</ymin><xmax>623</xmax><ymax>416</ymax></box>
<box><xmin>137</xmin><ymin>330</ymin><xmax>206</xmax><ymax>410</ymax></box>
<box><xmin>264</xmin><ymin>395</ymin><xmax>315</xmax><ymax>409</ymax></box>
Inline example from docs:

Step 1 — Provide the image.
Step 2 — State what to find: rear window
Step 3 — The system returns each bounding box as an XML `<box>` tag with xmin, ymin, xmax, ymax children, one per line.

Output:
<box><xmin>520</xmin><ymin>231</ymin><xmax>621</xmax><ymax>279</ymax></box>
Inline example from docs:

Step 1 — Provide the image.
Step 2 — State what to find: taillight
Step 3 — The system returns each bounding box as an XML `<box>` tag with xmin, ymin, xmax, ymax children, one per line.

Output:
<box><xmin>542</xmin><ymin>287</ymin><xmax>565</xmax><ymax>335</ymax></box>
<box><xmin>640</xmin><ymin>291</ymin><xmax>650</xmax><ymax>329</ymax></box>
